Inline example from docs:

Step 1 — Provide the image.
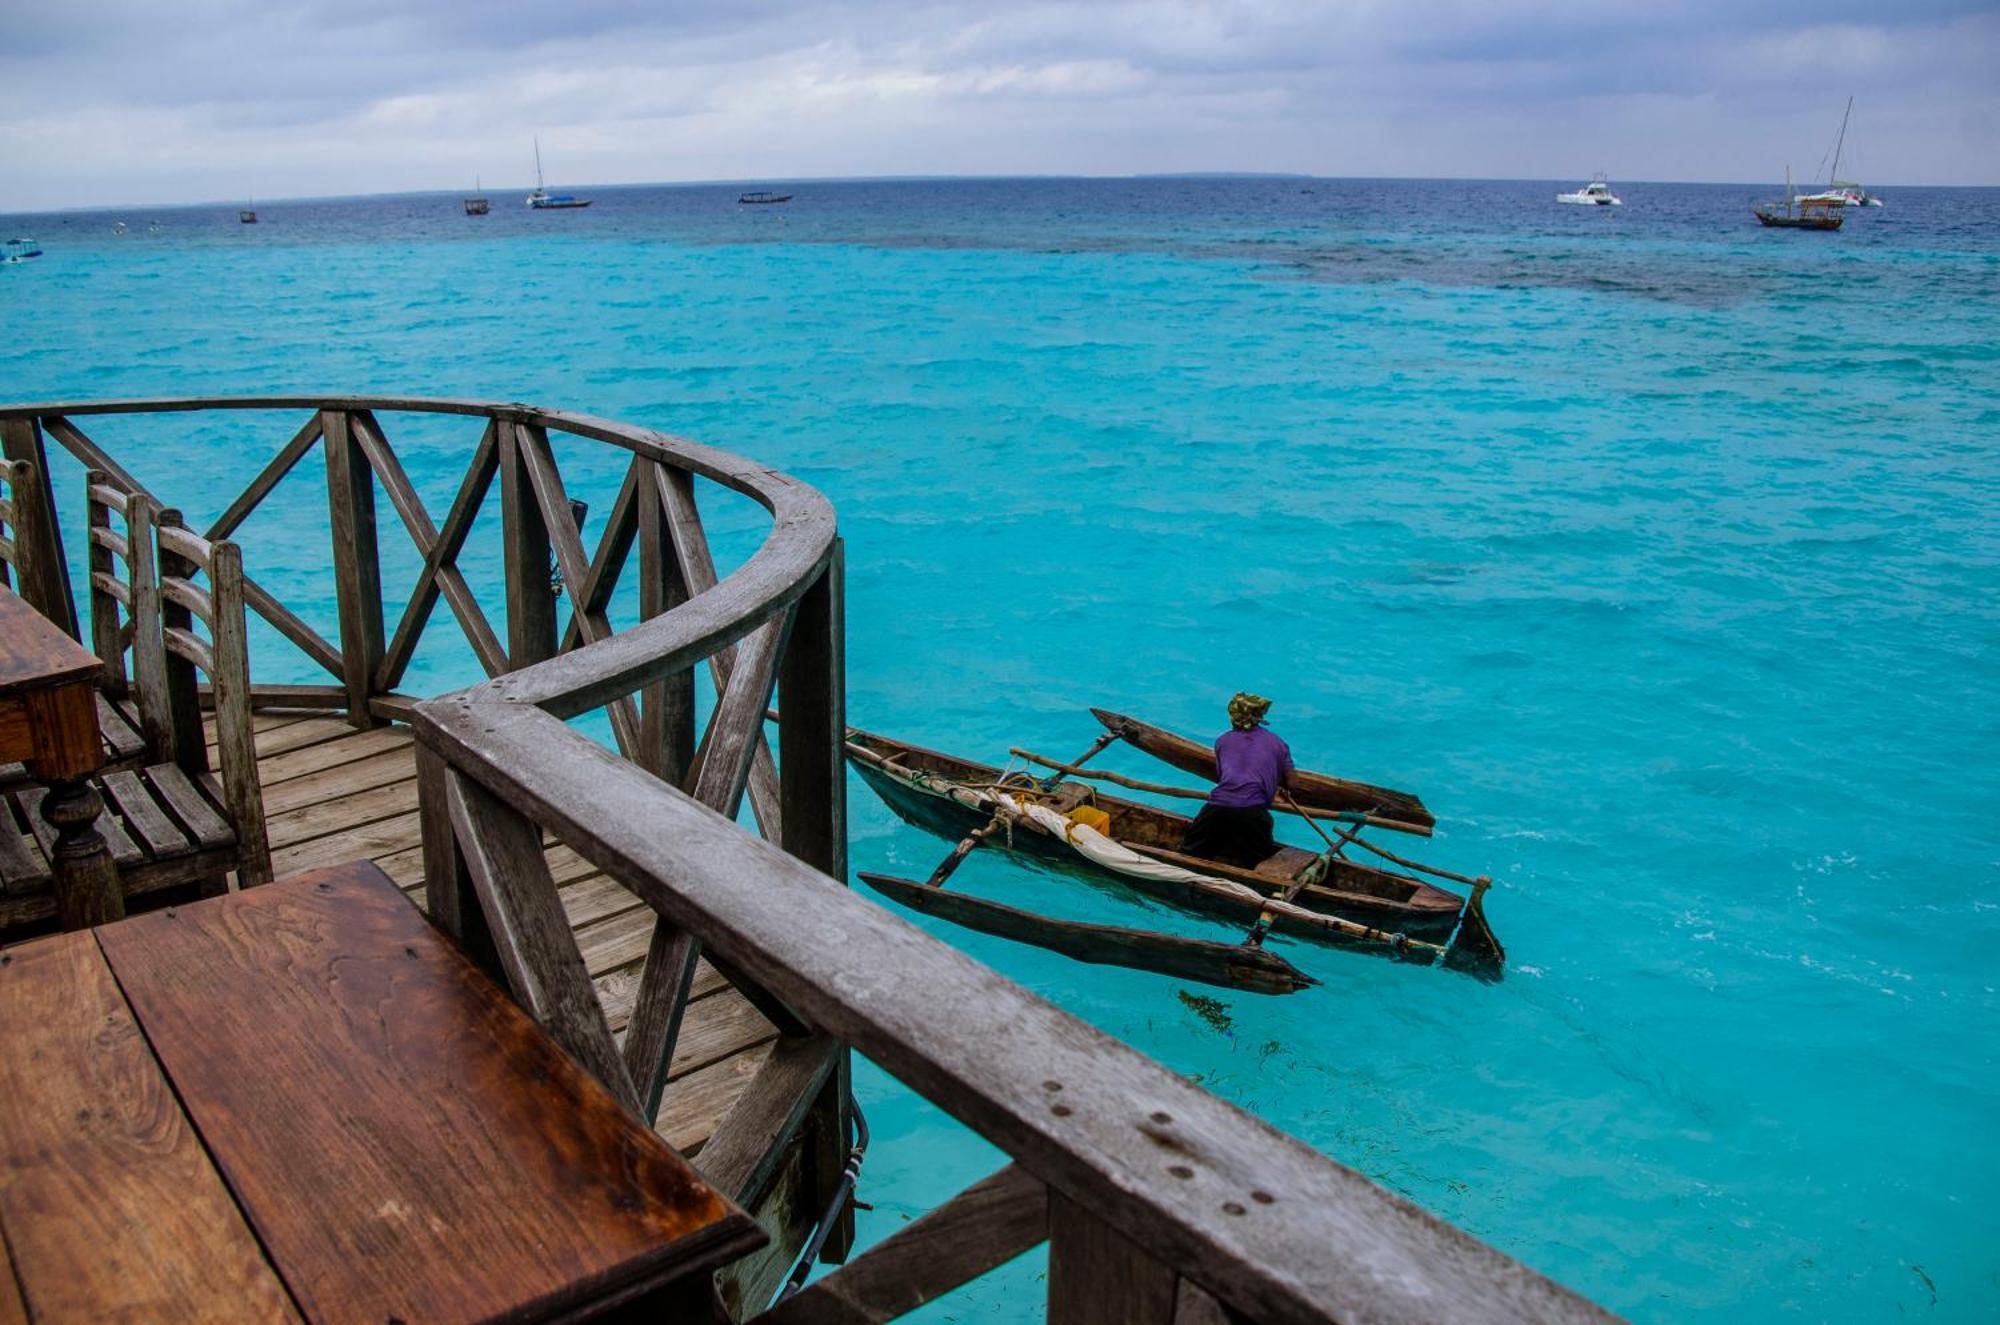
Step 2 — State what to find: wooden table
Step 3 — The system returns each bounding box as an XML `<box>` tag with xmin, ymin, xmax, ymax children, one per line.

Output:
<box><xmin>0</xmin><ymin>584</ymin><xmax>120</xmax><ymax>929</ymax></box>
<box><xmin>0</xmin><ymin>860</ymin><xmax>763</xmax><ymax>1323</ymax></box>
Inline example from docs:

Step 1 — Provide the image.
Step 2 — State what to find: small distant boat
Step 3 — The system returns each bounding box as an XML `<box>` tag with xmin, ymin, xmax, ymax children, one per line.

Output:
<box><xmin>463</xmin><ymin>177</ymin><xmax>490</xmax><ymax>216</ymax></box>
<box><xmin>1755</xmin><ymin>166</ymin><xmax>1844</xmax><ymax>230</ymax></box>
<box><xmin>526</xmin><ymin>137</ymin><xmax>591</xmax><ymax>209</ymax></box>
<box><xmin>239</xmin><ymin>209</ymin><xmax>258</xmax><ymax>224</ymax></box>
<box><xmin>111</xmin><ymin>222</ymin><xmax>128</xmax><ymax>236</ymax></box>
<box><xmin>2</xmin><ymin>237</ymin><xmax>42</xmax><ymax>264</ymax></box>
<box><xmin>738</xmin><ymin>191</ymin><xmax>793</xmax><ymax>205</ymax></box>
<box><xmin>1798</xmin><ymin>98</ymin><xmax>1884</xmax><ymax>210</ymax></box>
<box><xmin>1557</xmin><ymin>174</ymin><xmax>1621</xmax><ymax>206</ymax></box>
<box><xmin>1799</xmin><ymin>185</ymin><xmax>1881</xmax><ymax>209</ymax></box>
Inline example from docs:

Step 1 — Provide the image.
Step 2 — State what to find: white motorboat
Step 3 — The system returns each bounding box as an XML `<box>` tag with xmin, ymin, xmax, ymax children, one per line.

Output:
<box><xmin>1557</xmin><ymin>174</ymin><xmax>1622</xmax><ymax>206</ymax></box>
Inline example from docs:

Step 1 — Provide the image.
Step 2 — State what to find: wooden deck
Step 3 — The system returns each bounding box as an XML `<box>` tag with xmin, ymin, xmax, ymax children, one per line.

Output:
<box><xmin>224</xmin><ymin>709</ymin><xmax>775</xmax><ymax>1155</ymax></box>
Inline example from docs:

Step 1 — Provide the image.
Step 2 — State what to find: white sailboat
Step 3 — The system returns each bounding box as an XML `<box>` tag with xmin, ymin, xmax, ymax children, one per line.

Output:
<box><xmin>526</xmin><ymin>137</ymin><xmax>591</xmax><ymax>210</ymax></box>
<box><xmin>1798</xmin><ymin>98</ymin><xmax>1883</xmax><ymax>208</ymax></box>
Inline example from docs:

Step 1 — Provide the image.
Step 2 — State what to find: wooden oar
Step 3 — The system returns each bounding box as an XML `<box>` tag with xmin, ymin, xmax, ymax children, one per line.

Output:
<box><xmin>858</xmin><ymin>872</ymin><xmax>1318</xmax><ymax>996</ymax></box>
<box><xmin>1008</xmin><ymin>748</ymin><xmax>1379</xmax><ymax>828</ymax></box>
<box><xmin>924</xmin><ymin>810</ymin><xmax>1009</xmax><ymax>888</ymax></box>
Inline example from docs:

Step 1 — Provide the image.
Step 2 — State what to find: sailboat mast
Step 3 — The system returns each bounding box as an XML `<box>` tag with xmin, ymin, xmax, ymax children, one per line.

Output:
<box><xmin>534</xmin><ymin>136</ymin><xmax>545</xmax><ymax>191</ymax></box>
<box><xmin>1832</xmin><ymin>96</ymin><xmax>1852</xmax><ymax>182</ymax></box>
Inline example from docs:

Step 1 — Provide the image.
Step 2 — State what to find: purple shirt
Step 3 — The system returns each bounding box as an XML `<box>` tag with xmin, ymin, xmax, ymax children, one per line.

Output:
<box><xmin>1208</xmin><ymin>727</ymin><xmax>1294</xmax><ymax>809</ymax></box>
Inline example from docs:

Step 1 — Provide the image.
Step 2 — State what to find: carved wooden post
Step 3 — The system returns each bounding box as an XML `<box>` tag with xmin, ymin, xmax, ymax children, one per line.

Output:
<box><xmin>499</xmin><ymin>420</ymin><xmax>557</xmax><ymax>670</ymax></box>
<box><xmin>637</xmin><ymin>461</ymin><xmax>695</xmax><ymax>783</ymax></box>
<box><xmin>322</xmin><ymin>409</ymin><xmax>385</xmax><ymax>728</ymax></box>
<box><xmin>778</xmin><ymin>538</ymin><xmax>854</xmax><ymax>1262</ymax></box>
<box><xmin>0</xmin><ymin>416</ymin><xmax>78</xmax><ymax>639</ymax></box>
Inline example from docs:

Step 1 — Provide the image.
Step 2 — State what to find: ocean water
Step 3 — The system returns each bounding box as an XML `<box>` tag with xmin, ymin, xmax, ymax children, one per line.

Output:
<box><xmin>4</xmin><ymin>177</ymin><xmax>1997</xmax><ymax>1321</ymax></box>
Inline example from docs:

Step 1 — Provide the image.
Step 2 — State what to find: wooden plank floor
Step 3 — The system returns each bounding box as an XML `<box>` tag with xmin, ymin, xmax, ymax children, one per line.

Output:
<box><xmin>212</xmin><ymin>710</ymin><xmax>777</xmax><ymax>1155</ymax></box>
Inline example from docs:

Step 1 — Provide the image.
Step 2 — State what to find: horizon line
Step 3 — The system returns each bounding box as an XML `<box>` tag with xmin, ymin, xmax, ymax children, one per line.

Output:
<box><xmin>12</xmin><ymin>170</ymin><xmax>1993</xmax><ymax>217</ymax></box>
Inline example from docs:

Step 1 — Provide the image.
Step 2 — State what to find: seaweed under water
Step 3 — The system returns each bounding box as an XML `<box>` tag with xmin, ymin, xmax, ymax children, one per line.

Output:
<box><xmin>1177</xmin><ymin>990</ymin><xmax>1234</xmax><ymax>1034</ymax></box>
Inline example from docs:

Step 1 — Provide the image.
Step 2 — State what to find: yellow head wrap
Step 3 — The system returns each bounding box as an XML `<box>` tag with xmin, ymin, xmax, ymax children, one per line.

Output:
<box><xmin>1227</xmin><ymin>692</ymin><xmax>1272</xmax><ymax>730</ymax></box>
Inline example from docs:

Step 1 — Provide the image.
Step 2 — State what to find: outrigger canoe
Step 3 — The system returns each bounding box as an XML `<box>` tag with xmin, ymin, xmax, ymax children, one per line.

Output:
<box><xmin>847</xmin><ymin>723</ymin><xmax>1503</xmax><ymax>992</ymax></box>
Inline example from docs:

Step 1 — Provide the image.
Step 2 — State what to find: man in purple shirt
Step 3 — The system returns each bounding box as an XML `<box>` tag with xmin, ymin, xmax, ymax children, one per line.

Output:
<box><xmin>1180</xmin><ymin>692</ymin><xmax>1294</xmax><ymax>868</ymax></box>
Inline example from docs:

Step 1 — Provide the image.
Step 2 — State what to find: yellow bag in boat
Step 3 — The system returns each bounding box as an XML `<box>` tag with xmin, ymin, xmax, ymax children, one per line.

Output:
<box><xmin>1066</xmin><ymin>805</ymin><xmax>1111</xmax><ymax>835</ymax></box>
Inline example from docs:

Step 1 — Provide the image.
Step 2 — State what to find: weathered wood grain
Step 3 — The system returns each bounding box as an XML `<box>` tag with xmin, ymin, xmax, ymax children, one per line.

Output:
<box><xmin>144</xmin><ymin>762</ymin><xmax>234</xmax><ymax>849</ymax></box>
<box><xmin>1048</xmin><ymin>1193</ymin><xmax>1179</xmax><ymax>1325</ymax></box>
<box><xmin>320</xmin><ymin>409</ymin><xmax>384</xmax><ymax>727</ymax></box>
<box><xmin>444</xmin><ymin>765</ymin><xmax>642</xmax><ymax>1115</ymax></box>
<box><xmin>264</xmin><ymin>773</ymin><xmax>416</xmax><ymax>848</ymax></box>
<box><xmin>1173</xmin><ymin>1278</ymin><xmax>1245</xmax><ymax>1325</ymax></box>
<box><xmin>636</xmin><ymin>459</ymin><xmax>695</xmax><ymax>784</ymax></box>
<box><xmin>694</xmin><ymin>1033</ymin><xmax>839</xmax><ymax>1210</ymax></box>
<box><xmin>201</xmin><ymin>534</ymin><xmax>271</xmax><ymax>883</ymax></box>
<box><xmin>0</xmin><ymin>930</ymin><xmax>300</xmax><ymax>1322</ymax></box>
<box><xmin>499</xmin><ymin>420</ymin><xmax>559</xmax><ymax>671</ymax></box>
<box><xmin>0</xmin><ymin>419</ymin><xmax>77</xmax><ymax>637</ymax></box>
<box><xmin>662</xmin><ymin>1040</ymin><xmax>774</xmax><ymax>1153</ymax></box>
<box><xmin>777</xmin><ymin>542</ymin><xmax>845</xmax><ymax>883</ymax></box>
<box><xmin>267</xmin><ymin>807</ymin><xmax>421</xmax><ymax>876</ymax></box>
<box><xmin>97</xmin><ymin>862</ymin><xmax>764</xmax><ymax>1324</ymax></box>
<box><xmin>758</xmin><ymin>1164</ymin><xmax>1048</xmax><ymax>1325</ymax></box>
<box><xmin>255</xmin><ymin>723</ymin><xmax>411</xmax><ymax>789</ymax></box>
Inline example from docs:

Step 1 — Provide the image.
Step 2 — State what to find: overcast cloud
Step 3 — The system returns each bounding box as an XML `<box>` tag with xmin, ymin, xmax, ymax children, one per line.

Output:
<box><xmin>3</xmin><ymin>0</ymin><xmax>1995</xmax><ymax>209</ymax></box>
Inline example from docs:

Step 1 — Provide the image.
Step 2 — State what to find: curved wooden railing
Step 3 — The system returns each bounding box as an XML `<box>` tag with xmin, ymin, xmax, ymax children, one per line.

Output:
<box><xmin>0</xmin><ymin>400</ymin><xmax>1614</xmax><ymax>1324</ymax></box>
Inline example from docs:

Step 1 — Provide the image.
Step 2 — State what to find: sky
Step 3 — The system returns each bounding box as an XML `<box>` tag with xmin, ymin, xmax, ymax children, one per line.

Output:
<box><xmin>3</xmin><ymin>0</ymin><xmax>1997</xmax><ymax>210</ymax></box>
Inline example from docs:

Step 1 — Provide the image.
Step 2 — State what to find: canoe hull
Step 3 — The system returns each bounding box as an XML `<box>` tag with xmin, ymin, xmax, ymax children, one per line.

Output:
<box><xmin>848</xmin><ymin>735</ymin><xmax>1464</xmax><ymax>956</ymax></box>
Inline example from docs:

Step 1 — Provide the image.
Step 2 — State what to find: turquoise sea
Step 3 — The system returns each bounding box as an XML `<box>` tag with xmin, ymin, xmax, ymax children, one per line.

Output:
<box><xmin>5</xmin><ymin>178</ymin><xmax>1997</xmax><ymax>1321</ymax></box>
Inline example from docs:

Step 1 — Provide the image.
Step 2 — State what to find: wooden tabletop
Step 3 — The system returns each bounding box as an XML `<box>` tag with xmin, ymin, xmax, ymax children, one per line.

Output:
<box><xmin>0</xmin><ymin>860</ymin><xmax>763</xmax><ymax>1323</ymax></box>
<box><xmin>0</xmin><ymin>586</ymin><xmax>98</xmax><ymax>696</ymax></box>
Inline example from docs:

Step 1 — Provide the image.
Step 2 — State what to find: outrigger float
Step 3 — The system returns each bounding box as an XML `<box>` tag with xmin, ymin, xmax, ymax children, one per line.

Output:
<box><xmin>849</xmin><ymin>709</ymin><xmax>1504</xmax><ymax>997</ymax></box>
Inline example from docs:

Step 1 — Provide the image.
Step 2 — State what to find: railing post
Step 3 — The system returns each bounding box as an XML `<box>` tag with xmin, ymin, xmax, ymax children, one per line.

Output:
<box><xmin>778</xmin><ymin>537</ymin><xmax>853</xmax><ymax>1263</ymax></box>
<box><xmin>415</xmin><ymin>738</ymin><xmax>503</xmax><ymax>985</ymax></box>
<box><xmin>777</xmin><ymin>537</ymin><xmax>846</xmax><ymax>881</ymax></box>
<box><xmin>0</xmin><ymin>416</ymin><xmax>79</xmax><ymax>639</ymax></box>
<box><xmin>1047</xmin><ymin>1194</ymin><xmax>1179</xmax><ymax>1324</ymax></box>
<box><xmin>499</xmin><ymin>420</ymin><xmax>557</xmax><ymax>670</ymax></box>
<box><xmin>637</xmin><ymin>462</ymin><xmax>694</xmax><ymax>782</ymax></box>
<box><xmin>322</xmin><ymin>409</ymin><xmax>385</xmax><ymax>728</ymax></box>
